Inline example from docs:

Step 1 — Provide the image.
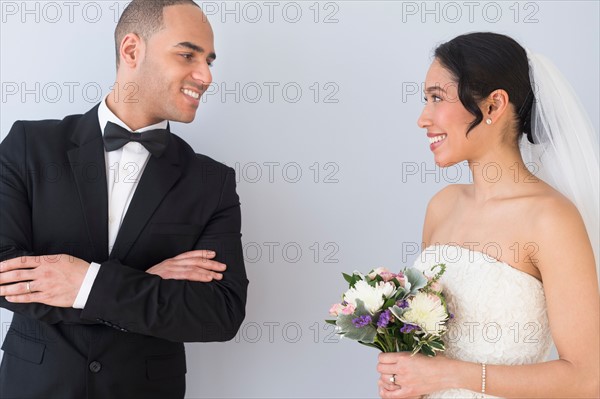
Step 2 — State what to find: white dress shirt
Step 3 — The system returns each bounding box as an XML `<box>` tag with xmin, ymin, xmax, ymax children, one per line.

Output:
<box><xmin>72</xmin><ymin>97</ymin><xmax>168</xmax><ymax>309</ymax></box>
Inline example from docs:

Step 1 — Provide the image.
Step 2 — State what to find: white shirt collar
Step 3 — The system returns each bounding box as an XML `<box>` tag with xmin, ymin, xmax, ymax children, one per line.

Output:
<box><xmin>98</xmin><ymin>95</ymin><xmax>169</xmax><ymax>135</ymax></box>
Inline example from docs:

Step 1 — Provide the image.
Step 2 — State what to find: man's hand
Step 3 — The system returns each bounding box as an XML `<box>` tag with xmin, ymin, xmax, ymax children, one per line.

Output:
<box><xmin>0</xmin><ymin>255</ymin><xmax>89</xmax><ymax>307</ymax></box>
<box><xmin>146</xmin><ymin>250</ymin><xmax>226</xmax><ymax>282</ymax></box>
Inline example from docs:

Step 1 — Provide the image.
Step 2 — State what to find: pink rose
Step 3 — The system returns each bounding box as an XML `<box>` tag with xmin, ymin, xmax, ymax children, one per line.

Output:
<box><xmin>368</xmin><ymin>267</ymin><xmax>390</xmax><ymax>279</ymax></box>
<box><xmin>380</xmin><ymin>272</ymin><xmax>397</xmax><ymax>282</ymax></box>
<box><xmin>329</xmin><ymin>303</ymin><xmax>344</xmax><ymax>316</ymax></box>
<box><xmin>341</xmin><ymin>304</ymin><xmax>356</xmax><ymax>315</ymax></box>
<box><xmin>397</xmin><ymin>274</ymin><xmax>407</xmax><ymax>287</ymax></box>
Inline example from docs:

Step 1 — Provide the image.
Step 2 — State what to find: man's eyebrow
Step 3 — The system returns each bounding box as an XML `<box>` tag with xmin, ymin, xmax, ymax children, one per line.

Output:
<box><xmin>174</xmin><ymin>42</ymin><xmax>216</xmax><ymax>60</ymax></box>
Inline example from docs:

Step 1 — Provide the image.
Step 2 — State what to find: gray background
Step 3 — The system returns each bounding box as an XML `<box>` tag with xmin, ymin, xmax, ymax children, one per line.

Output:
<box><xmin>1</xmin><ymin>1</ymin><xmax>598</xmax><ymax>398</ymax></box>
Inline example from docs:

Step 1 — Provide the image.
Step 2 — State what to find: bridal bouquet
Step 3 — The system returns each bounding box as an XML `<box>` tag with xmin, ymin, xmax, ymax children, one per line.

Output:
<box><xmin>327</xmin><ymin>265</ymin><xmax>450</xmax><ymax>355</ymax></box>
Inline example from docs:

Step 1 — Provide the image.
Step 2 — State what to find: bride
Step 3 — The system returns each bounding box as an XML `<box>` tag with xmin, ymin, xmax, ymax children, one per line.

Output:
<box><xmin>376</xmin><ymin>33</ymin><xmax>599</xmax><ymax>398</ymax></box>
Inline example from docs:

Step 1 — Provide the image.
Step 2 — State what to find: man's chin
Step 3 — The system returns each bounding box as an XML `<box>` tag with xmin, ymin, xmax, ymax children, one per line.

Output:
<box><xmin>170</xmin><ymin>113</ymin><xmax>197</xmax><ymax>124</ymax></box>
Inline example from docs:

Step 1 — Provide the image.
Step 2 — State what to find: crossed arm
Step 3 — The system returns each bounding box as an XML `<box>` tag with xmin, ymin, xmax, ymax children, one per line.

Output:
<box><xmin>0</xmin><ymin>205</ymin><xmax>247</xmax><ymax>342</ymax></box>
<box><xmin>0</xmin><ymin>124</ymin><xmax>247</xmax><ymax>342</ymax></box>
<box><xmin>0</xmin><ymin>250</ymin><xmax>226</xmax><ymax>308</ymax></box>
<box><xmin>0</xmin><ymin>195</ymin><xmax>247</xmax><ymax>343</ymax></box>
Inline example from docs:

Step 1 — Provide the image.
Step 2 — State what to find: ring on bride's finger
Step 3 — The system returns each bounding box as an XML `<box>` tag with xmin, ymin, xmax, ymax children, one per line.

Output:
<box><xmin>389</xmin><ymin>374</ymin><xmax>396</xmax><ymax>383</ymax></box>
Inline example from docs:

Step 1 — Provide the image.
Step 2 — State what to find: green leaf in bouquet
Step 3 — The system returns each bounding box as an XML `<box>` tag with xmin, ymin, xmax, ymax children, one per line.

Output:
<box><xmin>359</xmin><ymin>341</ymin><xmax>385</xmax><ymax>351</ymax></box>
<box><xmin>429</xmin><ymin>339</ymin><xmax>445</xmax><ymax>350</ymax></box>
<box><xmin>342</xmin><ymin>272</ymin><xmax>354</xmax><ymax>285</ymax></box>
<box><xmin>389</xmin><ymin>305</ymin><xmax>408</xmax><ymax>320</ymax></box>
<box><xmin>392</xmin><ymin>286</ymin><xmax>408</xmax><ymax>301</ymax></box>
<box><xmin>335</xmin><ymin>299</ymin><xmax>377</xmax><ymax>343</ymax></box>
<box><xmin>423</xmin><ymin>264</ymin><xmax>447</xmax><ymax>293</ymax></box>
<box><xmin>403</xmin><ymin>268</ymin><xmax>428</xmax><ymax>295</ymax></box>
<box><xmin>420</xmin><ymin>344</ymin><xmax>435</xmax><ymax>357</ymax></box>
<box><xmin>382</xmin><ymin>296</ymin><xmax>397</xmax><ymax>309</ymax></box>
<box><xmin>354</xmin><ymin>298</ymin><xmax>370</xmax><ymax>315</ymax></box>
<box><xmin>336</xmin><ymin>314</ymin><xmax>377</xmax><ymax>342</ymax></box>
<box><xmin>343</xmin><ymin>272</ymin><xmax>363</xmax><ymax>288</ymax></box>
<box><xmin>325</xmin><ymin>319</ymin><xmax>337</xmax><ymax>325</ymax></box>
<box><xmin>391</xmin><ymin>277</ymin><xmax>404</xmax><ymax>289</ymax></box>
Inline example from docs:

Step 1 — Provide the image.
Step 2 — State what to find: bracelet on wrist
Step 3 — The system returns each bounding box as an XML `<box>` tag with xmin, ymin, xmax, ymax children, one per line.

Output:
<box><xmin>481</xmin><ymin>363</ymin><xmax>487</xmax><ymax>394</ymax></box>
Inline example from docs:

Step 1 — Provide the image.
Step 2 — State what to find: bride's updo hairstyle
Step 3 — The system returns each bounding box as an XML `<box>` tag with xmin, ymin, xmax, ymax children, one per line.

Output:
<box><xmin>434</xmin><ymin>32</ymin><xmax>535</xmax><ymax>144</ymax></box>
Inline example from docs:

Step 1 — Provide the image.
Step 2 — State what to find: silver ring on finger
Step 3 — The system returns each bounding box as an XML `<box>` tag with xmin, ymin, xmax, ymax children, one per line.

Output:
<box><xmin>26</xmin><ymin>281</ymin><xmax>32</xmax><ymax>294</ymax></box>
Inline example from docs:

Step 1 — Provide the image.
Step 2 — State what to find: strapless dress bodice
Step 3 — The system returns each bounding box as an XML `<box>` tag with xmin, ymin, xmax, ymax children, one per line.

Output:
<box><xmin>412</xmin><ymin>245</ymin><xmax>553</xmax><ymax>398</ymax></box>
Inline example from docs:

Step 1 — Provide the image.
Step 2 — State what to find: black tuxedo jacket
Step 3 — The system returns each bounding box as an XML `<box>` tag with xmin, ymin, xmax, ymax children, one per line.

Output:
<box><xmin>0</xmin><ymin>104</ymin><xmax>248</xmax><ymax>398</ymax></box>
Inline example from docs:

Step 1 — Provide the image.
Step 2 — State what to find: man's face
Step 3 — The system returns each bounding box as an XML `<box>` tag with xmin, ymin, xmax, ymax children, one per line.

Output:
<box><xmin>136</xmin><ymin>5</ymin><xmax>215</xmax><ymax>124</ymax></box>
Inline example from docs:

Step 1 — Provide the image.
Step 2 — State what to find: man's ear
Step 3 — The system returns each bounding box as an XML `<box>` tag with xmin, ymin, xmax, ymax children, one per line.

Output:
<box><xmin>118</xmin><ymin>33</ymin><xmax>144</xmax><ymax>70</ymax></box>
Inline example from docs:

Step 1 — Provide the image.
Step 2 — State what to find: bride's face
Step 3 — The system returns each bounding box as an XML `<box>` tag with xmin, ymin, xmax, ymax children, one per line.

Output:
<box><xmin>417</xmin><ymin>59</ymin><xmax>489</xmax><ymax>167</ymax></box>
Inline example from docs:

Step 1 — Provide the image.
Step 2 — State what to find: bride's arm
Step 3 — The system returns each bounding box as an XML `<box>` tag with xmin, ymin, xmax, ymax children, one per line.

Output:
<box><xmin>378</xmin><ymin>196</ymin><xmax>599</xmax><ymax>399</ymax></box>
<box><xmin>475</xmin><ymin>197</ymin><xmax>599</xmax><ymax>398</ymax></box>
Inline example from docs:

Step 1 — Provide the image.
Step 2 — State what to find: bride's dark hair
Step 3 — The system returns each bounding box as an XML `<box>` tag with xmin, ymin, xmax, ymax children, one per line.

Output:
<box><xmin>434</xmin><ymin>32</ymin><xmax>535</xmax><ymax>143</ymax></box>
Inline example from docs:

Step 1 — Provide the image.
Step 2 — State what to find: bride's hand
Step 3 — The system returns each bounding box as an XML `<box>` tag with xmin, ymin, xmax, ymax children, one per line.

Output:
<box><xmin>377</xmin><ymin>379</ymin><xmax>422</xmax><ymax>399</ymax></box>
<box><xmin>377</xmin><ymin>352</ymin><xmax>455</xmax><ymax>398</ymax></box>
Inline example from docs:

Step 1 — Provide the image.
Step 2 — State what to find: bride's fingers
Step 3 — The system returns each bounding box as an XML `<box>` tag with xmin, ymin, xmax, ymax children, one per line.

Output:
<box><xmin>378</xmin><ymin>380</ymin><xmax>404</xmax><ymax>398</ymax></box>
<box><xmin>378</xmin><ymin>376</ymin><xmax>401</xmax><ymax>391</ymax></box>
<box><xmin>377</xmin><ymin>363</ymin><xmax>397</xmax><ymax>375</ymax></box>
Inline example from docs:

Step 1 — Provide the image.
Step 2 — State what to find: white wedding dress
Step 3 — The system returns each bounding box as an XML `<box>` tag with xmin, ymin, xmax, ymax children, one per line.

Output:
<box><xmin>413</xmin><ymin>245</ymin><xmax>554</xmax><ymax>399</ymax></box>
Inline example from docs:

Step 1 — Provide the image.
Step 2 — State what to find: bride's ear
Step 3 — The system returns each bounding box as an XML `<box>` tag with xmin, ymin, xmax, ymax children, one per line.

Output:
<box><xmin>483</xmin><ymin>89</ymin><xmax>510</xmax><ymax>123</ymax></box>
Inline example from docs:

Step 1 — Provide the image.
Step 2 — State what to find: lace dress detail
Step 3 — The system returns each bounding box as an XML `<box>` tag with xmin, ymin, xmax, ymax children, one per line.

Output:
<box><xmin>413</xmin><ymin>245</ymin><xmax>553</xmax><ymax>399</ymax></box>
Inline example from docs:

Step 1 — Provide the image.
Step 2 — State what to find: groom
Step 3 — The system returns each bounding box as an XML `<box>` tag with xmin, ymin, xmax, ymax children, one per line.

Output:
<box><xmin>0</xmin><ymin>0</ymin><xmax>248</xmax><ymax>397</ymax></box>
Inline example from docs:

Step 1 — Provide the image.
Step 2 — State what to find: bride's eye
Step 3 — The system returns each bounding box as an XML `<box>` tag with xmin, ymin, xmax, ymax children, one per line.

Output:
<box><xmin>424</xmin><ymin>95</ymin><xmax>442</xmax><ymax>103</ymax></box>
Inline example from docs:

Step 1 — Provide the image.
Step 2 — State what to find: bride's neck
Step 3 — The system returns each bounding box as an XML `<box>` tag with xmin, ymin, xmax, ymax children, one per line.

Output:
<box><xmin>467</xmin><ymin>146</ymin><xmax>536</xmax><ymax>202</ymax></box>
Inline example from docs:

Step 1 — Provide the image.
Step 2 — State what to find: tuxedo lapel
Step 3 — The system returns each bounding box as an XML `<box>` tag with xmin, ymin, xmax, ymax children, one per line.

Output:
<box><xmin>67</xmin><ymin>104</ymin><xmax>109</xmax><ymax>262</ymax></box>
<box><xmin>110</xmin><ymin>136</ymin><xmax>182</xmax><ymax>261</ymax></box>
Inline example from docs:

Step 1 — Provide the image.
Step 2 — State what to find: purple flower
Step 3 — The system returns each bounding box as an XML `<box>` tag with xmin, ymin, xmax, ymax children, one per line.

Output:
<box><xmin>352</xmin><ymin>315</ymin><xmax>372</xmax><ymax>328</ymax></box>
<box><xmin>449</xmin><ymin>313</ymin><xmax>454</xmax><ymax>319</ymax></box>
<box><xmin>377</xmin><ymin>309</ymin><xmax>392</xmax><ymax>328</ymax></box>
<box><xmin>397</xmin><ymin>299</ymin><xmax>409</xmax><ymax>309</ymax></box>
<box><xmin>400</xmin><ymin>323</ymin><xmax>420</xmax><ymax>333</ymax></box>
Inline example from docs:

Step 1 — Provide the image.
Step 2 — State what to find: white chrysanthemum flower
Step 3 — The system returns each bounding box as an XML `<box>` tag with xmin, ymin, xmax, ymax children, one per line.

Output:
<box><xmin>401</xmin><ymin>292</ymin><xmax>447</xmax><ymax>335</ymax></box>
<box><xmin>343</xmin><ymin>280</ymin><xmax>396</xmax><ymax>314</ymax></box>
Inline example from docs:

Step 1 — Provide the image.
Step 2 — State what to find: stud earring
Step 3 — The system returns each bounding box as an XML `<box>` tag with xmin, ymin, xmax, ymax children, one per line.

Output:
<box><xmin>486</xmin><ymin>118</ymin><xmax>492</xmax><ymax>125</ymax></box>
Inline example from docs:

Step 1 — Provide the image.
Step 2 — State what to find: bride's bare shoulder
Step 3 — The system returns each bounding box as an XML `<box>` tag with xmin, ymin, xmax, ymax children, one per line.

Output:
<box><xmin>422</xmin><ymin>185</ymin><xmax>470</xmax><ymax>243</ymax></box>
<box><xmin>523</xmin><ymin>181</ymin><xmax>597</xmax><ymax>288</ymax></box>
<box><xmin>525</xmin><ymin>181</ymin><xmax>581</xmax><ymax>223</ymax></box>
<box><xmin>426</xmin><ymin>184</ymin><xmax>470</xmax><ymax>215</ymax></box>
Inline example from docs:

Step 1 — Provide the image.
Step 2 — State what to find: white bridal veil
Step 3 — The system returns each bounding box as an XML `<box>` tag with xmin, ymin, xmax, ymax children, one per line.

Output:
<box><xmin>520</xmin><ymin>51</ymin><xmax>600</xmax><ymax>285</ymax></box>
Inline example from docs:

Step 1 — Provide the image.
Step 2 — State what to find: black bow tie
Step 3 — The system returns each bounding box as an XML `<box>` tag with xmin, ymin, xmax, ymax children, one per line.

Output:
<box><xmin>103</xmin><ymin>121</ymin><xmax>169</xmax><ymax>157</ymax></box>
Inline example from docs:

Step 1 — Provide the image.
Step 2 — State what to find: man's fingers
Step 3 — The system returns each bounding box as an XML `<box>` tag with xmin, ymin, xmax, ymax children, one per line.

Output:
<box><xmin>169</xmin><ymin>257</ymin><xmax>226</xmax><ymax>271</ymax></box>
<box><xmin>170</xmin><ymin>265</ymin><xmax>223</xmax><ymax>281</ymax></box>
<box><xmin>5</xmin><ymin>292</ymin><xmax>44</xmax><ymax>303</ymax></box>
<box><xmin>0</xmin><ymin>256</ymin><xmax>39</xmax><ymax>272</ymax></box>
<box><xmin>0</xmin><ymin>269</ymin><xmax>36</xmax><ymax>285</ymax></box>
<box><xmin>0</xmin><ymin>281</ymin><xmax>31</xmax><ymax>296</ymax></box>
<box><xmin>147</xmin><ymin>264</ymin><xmax>223</xmax><ymax>282</ymax></box>
<box><xmin>162</xmin><ymin>270</ymin><xmax>216</xmax><ymax>282</ymax></box>
<box><xmin>172</xmin><ymin>250</ymin><xmax>216</xmax><ymax>260</ymax></box>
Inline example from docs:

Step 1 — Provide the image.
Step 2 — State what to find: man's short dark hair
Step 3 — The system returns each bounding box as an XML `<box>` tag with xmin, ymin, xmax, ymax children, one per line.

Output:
<box><xmin>114</xmin><ymin>0</ymin><xmax>200</xmax><ymax>68</ymax></box>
